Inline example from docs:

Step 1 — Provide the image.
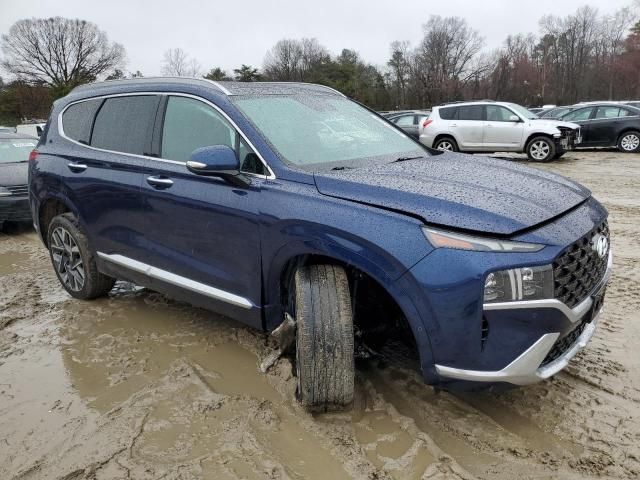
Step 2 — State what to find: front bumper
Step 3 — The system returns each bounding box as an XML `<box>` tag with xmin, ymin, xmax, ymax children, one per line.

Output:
<box><xmin>0</xmin><ymin>196</ymin><xmax>32</xmax><ymax>222</ymax></box>
<box><xmin>434</xmin><ymin>249</ymin><xmax>612</xmax><ymax>385</ymax></box>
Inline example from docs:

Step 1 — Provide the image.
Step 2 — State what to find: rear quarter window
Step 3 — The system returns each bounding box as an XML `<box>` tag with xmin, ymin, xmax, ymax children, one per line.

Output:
<box><xmin>62</xmin><ymin>99</ymin><xmax>103</xmax><ymax>145</ymax></box>
<box><xmin>439</xmin><ymin>107</ymin><xmax>458</xmax><ymax>120</ymax></box>
<box><xmin>458</xmin><ymin>105</ymin><xmax>484</xmax><ymax>121</ymax></box>
<box><xmin>91</xmin><ymin>95</ymin><xmax>160</xmax><ymax>156</ymax></box>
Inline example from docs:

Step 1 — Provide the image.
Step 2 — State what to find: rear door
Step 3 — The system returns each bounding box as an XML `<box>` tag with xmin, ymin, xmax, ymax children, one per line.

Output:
<box><xmin>588</xmin><ymin>106</ymin><xmax>635</xmax><ymax>146</ymax></box>
<box><xmin>455</xmin><ymin>105</ymin><xmax>485</xmax><ymax>149</ymax></box>
<box><xmin>60</xmin><ymin>94</ymin><xmax>159</xmax><ymax>259</ymax></box>
<box><xmin>138</xmin><ymin>94</ymin><xmax>265</xmax><ymax>328</ymax></box>
<box><xmin>561</xmin><ymin>107</ymin><xmax>595</xmax><ymax>145</ymax></box>
<box><xmin>483</xmin><ymin>105</ymin><xmax>525</xmax><ymax>150</ymax></box>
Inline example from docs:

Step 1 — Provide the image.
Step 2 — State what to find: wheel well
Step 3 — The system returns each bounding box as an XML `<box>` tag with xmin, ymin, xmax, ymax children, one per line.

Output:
<box><xmin>433</xmin><ymin>134</ymin><xmax>457</xmax><ymax>146</ymax></box>
<box><xmin>38</xmin><ymin>199</ymin><xmax>70</xmax><ymax>247</ymax></box>
<box><xmin>280</xmin><ymin>255</ymin><xmax>420</xmax><ymax>365</ymax></box>
<box><xmin>524</xmin><ymin>133</ymin><xmax>554</xmax><ymax>149</ymax></box>
<box><xmin>617</xmin><ymin>128</ymin><xmax>640</xmax><ymax>142</ymax></box>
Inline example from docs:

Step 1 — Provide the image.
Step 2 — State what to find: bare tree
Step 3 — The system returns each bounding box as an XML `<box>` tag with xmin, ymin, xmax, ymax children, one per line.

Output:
<box><xmin>1</xmin><ymin>17</ymin><xmax>125</xmax><ymax>93</ymax></box>
<box><xmin>263</xmin><ymin>38</ymin><xmax>328</xmax><ymax>81</ymax></box>
<box><xmin>387</xmin><ymin>41</ymin><xmax>411</xmax><ymax>108</ymax></box>
<box><xmin>161</xmin><ymin>48</ymin><xmax>201</xmax><ymax>77</ymax></box>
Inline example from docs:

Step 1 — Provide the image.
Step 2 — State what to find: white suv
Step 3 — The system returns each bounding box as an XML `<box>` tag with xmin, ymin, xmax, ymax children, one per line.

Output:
<box><xmin>420</xmin><ymin>101</ymin><xmax>582</xmax><ymax>162</ymax></box>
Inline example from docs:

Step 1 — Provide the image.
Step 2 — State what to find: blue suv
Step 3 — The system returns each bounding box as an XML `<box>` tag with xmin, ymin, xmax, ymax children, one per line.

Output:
<box><xmin>29</xmin><ymin>78</ymin><xmax>612</xmax><ymax>410</ymax></box>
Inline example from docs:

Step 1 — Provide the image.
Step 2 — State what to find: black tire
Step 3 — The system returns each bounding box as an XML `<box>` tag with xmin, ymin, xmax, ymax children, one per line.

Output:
<box><xmin>434</xmin><ymin>136</ymin><xmax>459</xmax><ymax>152</ymax></box>
<box><xmin>526</xmin><ymin>136</ymin><xmax>556</xmax><ymax>162</ymax></box>
<box><xmin>47</xmin><ymin>213</ymin><xmax>115</xmax><ymax>300</ymax></box>
<box><xmin>617</xmin><ymin>130</ymin><xmax>640</xmax><ymax>153</ymax></box>
<box><xmin>294</xmin><ymin>264</ymin><xmax>354</xmax><ymax>411</ymax></box>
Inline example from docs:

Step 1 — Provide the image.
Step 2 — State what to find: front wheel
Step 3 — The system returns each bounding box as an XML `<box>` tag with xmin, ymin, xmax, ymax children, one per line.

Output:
<box><xmin>526</xmin><ymin>136</ymin><xmax>556</xmax><ymax>162</ymax></box>
<box><xmin>434</xmin><ymin>137</ymin><xmax>459</xmax><ymax>152</ymax></box>
<box><xmin>294</xmin><ymin>264</ymin><xmax>354</xmax><ymax>411</ymax></box>
<box><xmin>47</xmin><ymin>213</ymin><xmax>115</xmax><ymax>300</ymax></box>
<box><xmin>618</xmin><ymin>131</ymin><xmax>640</xmax><ymax>153</ymax></box>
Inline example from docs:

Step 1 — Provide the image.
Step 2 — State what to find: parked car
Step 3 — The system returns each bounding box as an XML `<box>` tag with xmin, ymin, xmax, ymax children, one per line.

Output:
<box><xmin>420</xmin><ymin>101</ymin><xmax>582</xmax><ymax>162</ymax></box>
<box><xmin>30</xmin><ymin>79</ymin><xmax>611</xmax><ymax>410</ymax></box>
<box><xmin>386</xmin><ymin>111</ymin><xmax>431</xmax><ymax>140</ymax></box>
<box><xmin>16</xmin><ymin>122</ymin><xmax>46</xmax><ymax>138</ymax></box>
<box><xmin>557</xmin><ymin>103</ymin><xmax>640</xmax><ymax>153</ymax></box>
<box><xmin>0</xmin><ymin>132</ymin><xmax>37</xmax><ymax>229</ymax></box>
<box><xmin>0</xmin><ymin>126</ymin><xmax>16</xmax><ymax>133</ymax></box>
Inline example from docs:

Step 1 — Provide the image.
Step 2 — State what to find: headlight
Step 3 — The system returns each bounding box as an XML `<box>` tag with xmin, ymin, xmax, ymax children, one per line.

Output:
<box><xmin>422</xmin><ymin>227</ymin><xmax>544</xmax><ymax>253</ymax></box>
<box><xmin>484</xmin><ymin>265</ymin><xmax>554</xmax><ymax>303</ymax></box>
<box><xmin>0</xmin><ymin>187</ymin><xmax>11</xmax><ymax>197</ymax></box>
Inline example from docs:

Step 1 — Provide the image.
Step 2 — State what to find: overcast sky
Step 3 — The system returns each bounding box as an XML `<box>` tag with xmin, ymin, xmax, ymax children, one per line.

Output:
<box><xmin>0</xmin><ymin>0</ymin><xmax>635</xmax><ymax>76</ymax></box>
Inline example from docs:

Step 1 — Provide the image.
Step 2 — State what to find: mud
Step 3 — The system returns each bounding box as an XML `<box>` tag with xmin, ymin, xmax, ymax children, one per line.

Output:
<box><xmin>1</xmin><ymin>150</ymin><xmax>639</xmax><ymax>480</ymax></box>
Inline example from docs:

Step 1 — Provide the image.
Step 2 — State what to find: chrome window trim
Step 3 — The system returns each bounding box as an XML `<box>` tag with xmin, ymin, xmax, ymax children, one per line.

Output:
<box><xmin>483</xmin><ymin>249</ymin><xmax>612</xmax><ymax>324</ymax></box>
<box><xmin>97</xmin><ymin>252</ymin><xmax>253</xmax><ymax>309</ymax></box>
<box><xmin>57</xmin><ymin>91</ymin><xmax>276</xmax><ymax>179</ymax></box>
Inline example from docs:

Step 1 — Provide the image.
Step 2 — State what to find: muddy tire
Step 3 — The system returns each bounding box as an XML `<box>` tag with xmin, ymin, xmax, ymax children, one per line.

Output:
<box><xmin>47</xmin><ymin>213</ymin><xmax>115</xmax><ymax>300</ymax></box>
<box><xmin>434</xmin><ymin>136</ymin><xmax>459</xmax><ymax>152</ymax></box>
<box><xmin>526</xmin><ymin>136</ymin><xmax>556</xmax><ymax>162</ymax></box>
<box><xmin>294</xmin><ymin>264</ymin><xmax>354</xmax><ymax>411</ymax></box>
<box><xmin>617</xmin><ymin>131</ymin><xmax>640</xmax><ymax>153</ymax></box>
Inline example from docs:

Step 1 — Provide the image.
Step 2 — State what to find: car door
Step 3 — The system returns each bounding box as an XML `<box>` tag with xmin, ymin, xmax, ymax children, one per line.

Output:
<box><xmin>587</xmin><ymin>106</ymin><xmax>633</xmax><ymax>146</ymax></box>
<box><xmin>455</xmin><ymin>105</ymin><xmax>485</xmax><ymax>149</ymax></box>
<box><xmin>60</xmin><ymin>95</ymin><xmax>159</xmax><ymax>259</ymax></box>
<box><xmin>561</xmin><ymin>107</ymin><xmax>595</xmax><ymax>145</ymax></box>
<box><xmin>138</xmin><ymin>94</ymin><xmax>266</xmax><ymax>328</ymax></box>
<box><xmin>483</xmin><ymin>105</ymin><xmax>525</xmax><ymax>150</ymax></box>
<box><xmin>392</xmin><ymin>114</ymin><xmax>419</xmax><ymax>139</ymax></box>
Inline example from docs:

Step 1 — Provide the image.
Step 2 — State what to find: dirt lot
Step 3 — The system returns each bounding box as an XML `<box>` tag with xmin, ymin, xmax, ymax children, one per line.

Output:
<box><xmin>0</xmin><ymin>150</ymin><xmax>639</xmax><ymax>480</ymax></box>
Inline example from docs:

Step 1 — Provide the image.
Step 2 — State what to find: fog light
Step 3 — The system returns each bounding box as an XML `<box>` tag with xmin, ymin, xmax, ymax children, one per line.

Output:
<box><xmin>484</xmin><ymin>265</ymin><xmax>553</xmax><ymax>304</ymax></box>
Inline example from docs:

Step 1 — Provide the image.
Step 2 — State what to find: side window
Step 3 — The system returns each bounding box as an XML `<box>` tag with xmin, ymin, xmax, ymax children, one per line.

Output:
<box><xmin>563</xmin><ymin>108</ymin><xmax>593</xmax><ymax>122</ymax></box>
<box><xmin>595</xmin><ymin>107</ymin><xmax>623</xmax><ymax>119</ymax></box>
<box><xmin>486</xmin><ymin>105</ymin><xmax>515</xmax><ymax>122</ymax></box>
<box><xmin>161</xmin><ymin>96</ymin><xmax>235</xmax><ymax>162</ymax></box>
<box><xmin>439</xmin><ymin>107</ymin><xmax>458</xmax><ymax>120</ymax></box>
<box><xmin>239</xmin><ymin>138</ymin><xmax>265</xmax><ymax>175</ymax></box>
<box><xmin>394</xmin><ymin>115</ymin><xmax>415</xmax><ymax>126</ymax></box>
<box><xmin>62</xmin><ymin>99</ymin><xmax>103</xmax><ymax>145</ymax></box>
<box><xmin>458</xmin><ymin>105</ymin><xmax>484</xmax><ymax>121</ymax></box>
<box><xmin>91</xmin><ymin>96</ymin><xmax>159</xmax><ymax>155</ymax></box>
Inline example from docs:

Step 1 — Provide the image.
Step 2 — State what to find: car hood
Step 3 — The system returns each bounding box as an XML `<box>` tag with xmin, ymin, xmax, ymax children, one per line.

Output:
<box><xmin>530</xmin><ymin>119</ymin><xmax>580</xmax><ymax>130</ymax></box>
<box><xmin>313</xmin><ymin>152</ymin><xmax>591</xmax><ymax>236</ymax></box>
<box><xmin>0</xmin><ymin>162</ymin><xmax>28</xmax><ymax>186</ymax></box>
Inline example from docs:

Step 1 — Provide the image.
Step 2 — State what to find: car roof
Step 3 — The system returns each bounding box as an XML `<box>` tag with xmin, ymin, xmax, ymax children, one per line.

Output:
<box><xmin>436</xmin><ymin>100</ymin><xmax>514</xmax><ymax>108</ymax></box>
<box><xmin>0</xmin><ymin>132</ymin><xmax>38</xmax><ymax>140</ymax></box>
<box><xmin>70</xmin><ymin>77</ymin><xmax>345</xmax><ymax>97</ymax></box>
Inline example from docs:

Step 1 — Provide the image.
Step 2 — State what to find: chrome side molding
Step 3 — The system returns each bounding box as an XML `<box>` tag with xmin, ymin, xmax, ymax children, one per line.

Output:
<box><xmin>97</xmin><ymin>252</ymin><xmax>253</xmax><ymax>309</ymax></box>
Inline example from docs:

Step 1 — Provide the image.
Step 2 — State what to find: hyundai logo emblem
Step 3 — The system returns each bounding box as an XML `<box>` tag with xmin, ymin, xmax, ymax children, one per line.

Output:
<box><xmin>592</xmin><ymin>234</ymin><xmax>609</xmax><ymax>259</ymax></box>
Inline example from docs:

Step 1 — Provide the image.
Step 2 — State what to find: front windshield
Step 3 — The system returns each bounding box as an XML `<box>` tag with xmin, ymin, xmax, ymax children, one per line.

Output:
<box><xmin>507</xmin><ymin>103</ymin><xmax>539</xmax><ymax>120</ymax></box>
<box><xmin>0</xmin><ymin>138</ymin><xmax>37</xmax><ymax>164</ymax></box>
<box><xmin>232</xmin><ymin>95</ymin><xmax>426</xmax><ymax>169</ymax></box>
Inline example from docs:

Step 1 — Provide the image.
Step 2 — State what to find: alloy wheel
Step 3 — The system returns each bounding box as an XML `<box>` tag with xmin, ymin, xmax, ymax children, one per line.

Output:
<box><xmin>437</xmin><ymin>141</ymin><xmax>454</xmax><ymax>151</ymax></box>
<box><xmin>621</xmin><ymin>134</ymin><xmax>640</xmax><ymax>152</ymax></box>
<box><xmin>530</xmin><ymin>140</ymin><xmax>551</xmax><ymax>160</ymax></box>
<box><xmin>50</xmin><ymin>226</ymin><xmax>85</xmax><ymax>292</ymax></box>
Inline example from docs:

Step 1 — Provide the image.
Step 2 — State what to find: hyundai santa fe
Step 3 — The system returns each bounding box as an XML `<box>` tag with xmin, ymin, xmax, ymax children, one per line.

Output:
<box><xmin>29</xmin><ymin>78</ymin><xmax>612</xmax><ymax>410</ymax></box>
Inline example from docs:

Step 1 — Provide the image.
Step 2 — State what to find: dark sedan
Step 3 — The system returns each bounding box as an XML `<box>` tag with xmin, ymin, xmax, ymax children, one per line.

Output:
<box><xmin>0</xmin><ymin>133</ymin><xmax>37</xmax><ymax>228</ymax></box>
<box><xmin>558</xmin><ymin>104</ymin><xmax>640</xmax><ymax>153</ymax></box>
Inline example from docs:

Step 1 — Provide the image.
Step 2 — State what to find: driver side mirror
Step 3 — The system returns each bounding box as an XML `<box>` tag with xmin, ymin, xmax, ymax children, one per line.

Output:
<box><xmin>186</xmin><ymin>145</ymin><xmax>250</xmax><ymax>187</ymax></box>
<box><xmin>509</xmin><ymin>115</ymin><xmax>521</xmax><ymax>122</ymax></box>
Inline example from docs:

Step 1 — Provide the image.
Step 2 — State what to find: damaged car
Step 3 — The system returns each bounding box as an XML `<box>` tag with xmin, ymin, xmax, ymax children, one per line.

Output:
<box><xmin>30</xmin><ymin>79</ymin><xmax>611</xmax><ymax>410</ymax></box>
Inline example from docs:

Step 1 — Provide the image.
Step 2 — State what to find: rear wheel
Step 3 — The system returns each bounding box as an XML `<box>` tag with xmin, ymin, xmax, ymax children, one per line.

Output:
<box><xmin>618</xmin><ymin>131</ymin><xmax>640</xmax><ymax>153</ymax></box>
<box><xmin>294</xmin><ymin>264</ymin><xmax>354</xmax><ymax>411</ymax></box>
<box><xmin>526</xmin><ymin>136</ymin><xmax>556</xmax><ymax>162</ymax></box>
<box><xmin>47</xmin><ymin>213</ymin><xmax>115</xmax><ymax>300</ymax></box>
<box><xmin>434</xmin><ymin>137</ymin><xmax>459</xmax><ymax>152</ymax></box>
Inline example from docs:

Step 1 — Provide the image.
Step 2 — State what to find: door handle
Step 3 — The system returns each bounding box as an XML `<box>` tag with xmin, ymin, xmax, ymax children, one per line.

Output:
<box><xmin>67</xmin><ymin>162</ymin><xmax>87</xmax><ymax>173</ymax></box>
<box><xmin>450</xmin><ymin>123</ymin><xmax>458</xmax><ymax>127</ymax></box>
<box><xmin>146</xmin><ymin>176</ymin><xmax>174</xmax><ymax>189</ymax></box>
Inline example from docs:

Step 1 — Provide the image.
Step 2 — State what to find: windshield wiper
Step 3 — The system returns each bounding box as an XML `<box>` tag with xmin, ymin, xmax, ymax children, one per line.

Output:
<box><xmin>331</xmin><ymin>166</ymin><xmax>354</xmax><ymax>171</ymax></box>
<box><xmin>393</xmin><ymin>156</ymin><xmax>425</xmax><ymax>163</ymax></box>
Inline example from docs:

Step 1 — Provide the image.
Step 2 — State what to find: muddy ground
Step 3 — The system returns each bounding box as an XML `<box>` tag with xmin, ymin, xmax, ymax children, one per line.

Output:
<box><xmin>0</xmin><ymin>150</ymin><xmax>639</xmax><ymax>480</ymax></box>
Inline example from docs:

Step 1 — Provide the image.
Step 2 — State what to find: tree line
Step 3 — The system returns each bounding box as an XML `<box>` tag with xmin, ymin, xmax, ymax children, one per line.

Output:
<box><xmin>1</xmin><ymin>5</ymin><xmax>639</xmax><ymax>125</ymax></box>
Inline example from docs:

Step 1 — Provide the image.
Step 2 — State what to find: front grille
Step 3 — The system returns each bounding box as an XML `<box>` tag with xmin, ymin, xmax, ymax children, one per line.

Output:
<box><xmin>4</xmin><ymin>185</ymin><xmax>28</xmax><ymax>196</ymax></box>
<box><xmin>553</xmin><ymin>221</ymin><xmax>609</xmax><ymax>308</ymax></box>
<box><xmin>541</xmin><ymin>320</ymin><xmax>587</xmax><ymax>366</ymax></box>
